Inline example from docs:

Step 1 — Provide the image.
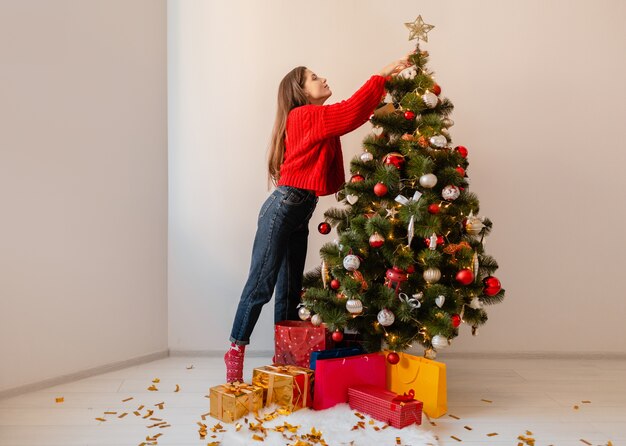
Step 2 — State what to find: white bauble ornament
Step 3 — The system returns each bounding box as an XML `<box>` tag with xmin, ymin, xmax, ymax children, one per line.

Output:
<box><xmin>423</xmin><ymin>267</ymin><xmax>441</xmax><ymax>284</ymax></box>
<box><xmin>343</xmin><ymin>254</ymin><xmax>360</xmax><ymax>271</ymax></box>
<box><xmin>298</xmin><ymin>306</ymin><xmax>311</xmax><ymax>321</ymax></box>
<box><xmin>435</xmin><ymin>295</ymin><xmax>445</xmax><ymax>308</ymax></box>
<box><xmin>431</xmin><ymin>334</ymin><xmax>449</xmax><ymax>349</ymax></box>
<box><xmin>442</xmin><ymin>185</ymin><xmax>460</xmax><ymax>201</ymax></box>
<box><xmin>419</xmin><ymin>173</ymin><xmax>437</xmax><ymax>188</ymax></box>
<box><xmin>360</xmin><ymin>152</ymin><xmax>374</xmax><ymax>162</ymax></box>
<box><xmin>429</xmin><ymin>135</ymin><xmax>447</xmax><ymax>148</ymax></box>
<box><xmin>377</xmin><ymin>308</ymin><xmax>395</xmax><ymax>326</ymax></box>
<box><xmin>346</xmin><ymin>299</ymin><xmax>363</xmax><ymax>315</ymax></box>
<box><xmin>422</xmin><ymin>91</ymin><xmax>438</xmax><ymax>108</ymax></box>
<box><xmin>311</xmin><ymin>314</ymin><xmax>323</xmax><ymax>326</ymax></box>
<box><xmin>424</xmin><ymin>348</ymin><xmax>437</xmax><ymax>360</ymax></box>
<box><xmin>469</xmin><ymin>297</ymin><xmax>483</xmax><ymax>309</ymax></box>
<box><xmin>398</xmin><ymin>66</ymin><xmax>417</xmax><ymax>79</ymax></box>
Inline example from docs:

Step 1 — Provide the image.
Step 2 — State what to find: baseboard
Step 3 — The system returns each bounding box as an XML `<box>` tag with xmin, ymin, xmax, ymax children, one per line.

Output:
<box><xmin>436</xmin><ymin>351</ymin><xmax>626</xmax><ymax>360</ymax></box>
<box><xmin>0</xmin><ymin>350</ymin><xmax>169</xmax><ymax>400</ymax></box>
<box><xmin>169</xmin><ymin>349</ymin><xmax>274</xmax><ymax>358</ymax></box>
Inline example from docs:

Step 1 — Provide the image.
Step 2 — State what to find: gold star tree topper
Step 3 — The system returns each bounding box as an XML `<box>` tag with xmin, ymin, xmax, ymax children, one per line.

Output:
<box><xmin>405</xmin><ymin>15</ymin><xmax>434</xmax><ymax>42</ymax></box>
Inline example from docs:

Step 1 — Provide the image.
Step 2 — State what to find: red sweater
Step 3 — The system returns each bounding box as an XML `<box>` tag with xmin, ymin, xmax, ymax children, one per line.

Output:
<box><xmin>278</xmin><ymin>75</ymin><xmax>386</xmax><ymax>196</ymax></box>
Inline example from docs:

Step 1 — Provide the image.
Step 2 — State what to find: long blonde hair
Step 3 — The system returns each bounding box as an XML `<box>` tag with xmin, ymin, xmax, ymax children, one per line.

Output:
<box><xmin>268</xmin><ymin>66</ymin><xmax>310</xmax><ymax>186</ymax></box>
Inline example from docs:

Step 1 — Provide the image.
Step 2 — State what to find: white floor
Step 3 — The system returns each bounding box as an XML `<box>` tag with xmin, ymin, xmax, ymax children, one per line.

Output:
<box><xmin>0</xmin><ymin>355</ymin><xmax>623</xmax><ymax>446</ymax></box>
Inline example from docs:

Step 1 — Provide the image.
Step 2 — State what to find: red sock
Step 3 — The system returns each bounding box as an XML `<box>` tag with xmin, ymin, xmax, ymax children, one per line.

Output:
<box><xmin>224</xmin><ymin>343</ymin><xmax>246</xmax><ymax>383</ymax></box>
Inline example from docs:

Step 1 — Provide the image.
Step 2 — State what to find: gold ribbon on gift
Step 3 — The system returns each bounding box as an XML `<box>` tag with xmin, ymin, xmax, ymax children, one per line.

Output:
<box><xmin>212</xmin><ymin>382</ymin><xmax>262</xmax><ymax>423</ymax></box>
<box><xmin>252</xmin><ymin>365</ymin><xmax>311</xmax><ymax>411</ymax></box>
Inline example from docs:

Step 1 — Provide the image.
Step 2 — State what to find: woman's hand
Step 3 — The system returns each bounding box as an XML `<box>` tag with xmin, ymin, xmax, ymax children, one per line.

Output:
<box><xmin>378</xmin><ymin>52</ymin><xmax>415</xmax><ymax>77</ymax></box>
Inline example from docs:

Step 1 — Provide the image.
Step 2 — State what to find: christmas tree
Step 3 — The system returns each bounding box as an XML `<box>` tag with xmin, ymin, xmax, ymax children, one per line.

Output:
<box><xmin>301</xmin><ymin>16</ymin><xmax>505</xmax><ymax>361</ymax></box>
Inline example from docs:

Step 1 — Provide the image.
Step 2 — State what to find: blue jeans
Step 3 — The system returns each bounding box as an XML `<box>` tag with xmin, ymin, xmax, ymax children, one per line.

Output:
<box><xmin>229</xmin><ymin>186</ymin><xmax>318</xmax><ymax>345</ymax></box>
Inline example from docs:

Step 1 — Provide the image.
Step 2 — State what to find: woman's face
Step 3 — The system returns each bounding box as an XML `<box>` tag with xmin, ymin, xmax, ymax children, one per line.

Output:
<box><xmin>303</xmin><ymin>69</ymin><xmax>331</xmax><ymax>105</ymax></box>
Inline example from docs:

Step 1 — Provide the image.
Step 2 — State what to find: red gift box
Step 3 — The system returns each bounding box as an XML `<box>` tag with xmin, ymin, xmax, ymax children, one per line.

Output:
<box><xmin>313</xmin><ymin>353</ymin><xmax>386</xmax><ymax>410</ymax></box>
<box><xmin>274</xmin><ymin>321</ymin><xmax>329</xmax><ymax>368</ymax></box>
<box><xmin>348</xmin><ymin>385</ymin><xmax>423</xmax><ymax>428</ymax></box>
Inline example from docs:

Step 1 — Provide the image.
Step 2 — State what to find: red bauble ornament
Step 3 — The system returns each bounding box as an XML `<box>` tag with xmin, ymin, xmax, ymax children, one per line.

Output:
<box><xmin>432</xmin><ymin>83</ymin><xmax>442</xmax><ymax>96</ymax></box>
<box><xmin>456</xmin><ymin>268</ymin><xmax>474</xmax><ymax>285</ymax></box>
<box><xmin>385</xmin><ymin>267</ymin><xmax>408</xmax><ymax>293</ymax></box>
<box><xmin>369</xmin><ymin>232</ymin><xmax>385</xmax><ymax>248</ymax></box>
<box><xmin>404</xmin><ymin>110</ymin><xmax>416</xmax><ymax>120</ymax></box>
<box><xmin>428</xmin><ymin>204</ymin><xmax>441</xmax><ymax>214</ymax></box>
<box><xmin>406</xmin><ymin>264</ymin><xmax>416</xmax><ymax>274</ymax></box>
<box><xmin>483</xmin><ymin>276</ymin><xmax>502</xmax><ymax>296</ymax></box>
<box><xmin>317</xmin><ymin>222</ymin><xmax>331</xmax><ymax>235</ymax></box>
<box><xmin>455</xmin><ymin>146</ymin><xmax>468</xmax><ymax>158</ymax></box>
<box><xmin>330</xmin><ymin>279</ymin><xmax>340</xmax><ymax>290</ymax></box>
<box><xmin>383</xmin><ymin>152</ymin><xmax>405</xmax><ymax>169</ymax></box>
<box><xmin>451</xmin><ymin>314</ymin><xmax>462</xmax><ymax>328</ymax></box>
<box><xmin>455</xmin><ymin>166</ymin><xmax>466</xmax><ymax>177</ymax></box>
<box><xmin>332</xmin><ymin>330</ymin><xmax>344</xmax><ymax>342</ymax></box>
<box><xmin>373</xmin><ymin>183</ymin><xmax>388</xmax><ymax>197</ymax></box>
<box><xmin>350</xmin><ymin>174</ymin><xmax>365</xmax><ymax>183</ymax></box>
<box><xmin>386</xmin><ymin>352</ymin><xmax>400</xmax><ymax>364</ymax></box>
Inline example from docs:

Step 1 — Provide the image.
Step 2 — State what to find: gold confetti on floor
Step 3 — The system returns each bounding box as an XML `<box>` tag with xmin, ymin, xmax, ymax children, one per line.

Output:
<box><xmin>147</xmin><ymin>385</ymin><xmax>158</xmax><ymax>391</ymax></box>
<box><xmin>574</xmin><ymin>405</ymin><xmax>579</xmax><ymax>410</ymax></box>
<box><xmin>463</xmin><ymin>425</ymin><xmax>472</xmax><ymax>430</ymax></box>
<box><xmin>118</xmin><ymin>412</ymin><xmax>128</xmax><ymax>418</ymax></box>
<box><xmin>152</xmin><ymin>378</ymin><xmax>160</xmax><ymax>383</ymax></box>
<box><xmin>95</xmin><ymin>417</ymin><xmax>106</xmax><ymax>422</ymax></box>
<box><xmin>186</xmin><ymin>365</ymin><xmax>194</xmax><ymax>369</ymax></box>
<box><xmin>174</xmin><ymin>384</ymin><xmax>180</xmax><ymax>392</ymax></box>
<box><xmin>480</xmin><ymin>398</ymin><xmax>493</xmax><ymax>403</ymax></box>
<box><xmin>55</xmin><ymin>397</ymin><xmax>64</xmax><ymax>403</ymax></box>
<box><xmin>580</xmin><ymin>440</ymin><xmax>592</xmax><ymax>445</ymax></box>
<box><xmin>487</xmin><ymin>432</ymin><xmax>499</xmax><ymax>437</ymax></box>
<box><xmin>581</xmin><ymin>400</ymin><xmax>591</xmax><ymax>404</ymax></box>
<box><xmin>448</xmin><ymin>414</ymin><xmax>460</xmax><ymax>420</ymax></box>
<box><xmin>122</xmin><ymin>397</ymin><xmax>134</xmax><ymax>402</ymax></box>
<box><xmin>451</xmin><ymin>435</ymin><xmax>462</xmax><ymax>442</ymax></box>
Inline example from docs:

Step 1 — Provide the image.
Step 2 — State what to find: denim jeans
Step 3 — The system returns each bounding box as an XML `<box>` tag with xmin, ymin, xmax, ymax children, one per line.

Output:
<box><xmin>229</xmin><ymin>186</ymin><xmax>318</xmax><ymax>345</ymax></box>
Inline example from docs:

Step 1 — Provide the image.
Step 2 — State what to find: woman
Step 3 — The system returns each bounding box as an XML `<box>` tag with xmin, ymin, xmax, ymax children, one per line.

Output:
<box><xmin>225</xmin><ymin>55</ymin><xmax>413</xmax><ymax>382</ymax></box>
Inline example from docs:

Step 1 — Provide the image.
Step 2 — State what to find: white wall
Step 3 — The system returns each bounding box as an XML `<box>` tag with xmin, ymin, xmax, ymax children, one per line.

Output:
<box><xmin>168</xmin><ymin>0</ymin><xmax>626</xmax><ymax>356</ymax></box>
<box><xmin>0</xmin><ymin>0</ymin><xmax>168</xmax><ymax>392</ymax></box>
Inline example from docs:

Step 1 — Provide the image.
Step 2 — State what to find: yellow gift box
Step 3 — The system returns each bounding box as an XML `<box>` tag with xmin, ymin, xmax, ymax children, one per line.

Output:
<box><xmin>209</xmin><ymin>382</ymin><xmax>263</xmax><ymax>423</ymax></box>
<box><xmin>385</xmin><ymin>351</ymin><xmax>447</xmax><ymax>418</ymax></box>
<box><xmin>252</xmin><ymin>364</ymin><xmax>313</xmax><ymax>411</ymax></box>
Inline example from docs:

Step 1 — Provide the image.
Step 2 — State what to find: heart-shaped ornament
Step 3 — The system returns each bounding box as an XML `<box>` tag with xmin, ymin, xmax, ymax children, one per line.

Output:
<box><xmin>346</xmin><ymin>194</ymin><xmax>359</xmax><ymax>205</ymax></box>
<box><xmin>435</xmin><ymin>295</ymin><xmax>445</xmax><ymax>308</ymax></box>
<box><xmin>372</xmin><ymin>126</ymin><xmax>384</xmax><ymax>136</ymax></box>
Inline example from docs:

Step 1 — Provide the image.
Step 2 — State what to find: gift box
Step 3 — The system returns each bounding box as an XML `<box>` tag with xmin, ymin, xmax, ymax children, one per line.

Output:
<box><xmin>348</xmin><ymin>385</ymin><xmax>423</xmax><ymax>429</ymax></box>
<box><xmin>385</xmin><ymin>351</ymin><xmax>447</xmax><ymax>418</ymax></box>
<box><xmin>252</xmin><ymin>364</ymin><xmax>313</xmax><ymax>411</ymax></box>
<box><xmin>274</xmin><ymin>320</ymin><xmax>329</xmax><ymax>368</ymax></box>
<box><xmin>313</xmin><ymin>352</ymin><xmax>386</xmax><ymax>410</ymax></box>
<box><xmin>309</xmin><ymin>346</ymin><xmax>365</xmax><ymax>370</ymax></box>
<box><xmin>209</xmin><ymin>382</ymin><xmax>263</xmax><ymax>423</ymax></box>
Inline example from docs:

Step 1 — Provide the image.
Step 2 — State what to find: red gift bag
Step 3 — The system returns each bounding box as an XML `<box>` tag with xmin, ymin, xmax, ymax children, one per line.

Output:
<box><xmin>274</xmin><ymin>321</ymin><xmax>329</xmax><ymax>368</ymax></box>
<box><xmin>313</xmin><ymin>352</ymin><xmax>386</xmax><ymax>410</ymax></box>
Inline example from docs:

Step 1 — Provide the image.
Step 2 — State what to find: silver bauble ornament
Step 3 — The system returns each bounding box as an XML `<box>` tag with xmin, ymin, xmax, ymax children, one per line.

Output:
<box><xmin>360</xmin><ymin>151</ymin><xmax>374</xmax><ymax>162</ymax></box>
<box><xmin>311</xmin><ymin>314</ymin><xmax>323</xmax><ymax>326</ymax></box>
<box><xmin>298</xmin><ymin>306</ymin><xmax>311</xmax><ymax>321</ymax></box>
<box><xmin>431</xmin><ymin>334</ymin><xmax>449</xmax><ymax>349</ymax></box>
<box><xmin>441</xmin><ymin>128</ymin><xmax>450</xmax><ymax>136</ymax></box>
<box><xmin>422</xmin><ymin>91</ymin><xmax>438</xmax><ymax>108</ymax></box>
<box><xmin>465</xmin><ymin>212</ymin><xmax>484</xmax><ymax>235</ymax></box>
<box><xmin>377</xmin><ymin>308</ymin><xmax>395</xmax><ymax>326</ymax></box>
<box><xmin>442</xmin><ymin>118</ymin><xmax>454</xmax><ymax>127</ymax></box>
<box><xmin>442</xmin><ymin>185</ymin><xmax>460</xmax><ymax>201</ymax></box>
<box><xmin>346</xmin><ymin>299</ymin><xmax>363</xmax><ymax>315</ymax></box>
<box><xmin>343</xmin><ymin>254</ymin><xmax>360</xmax><ymax>271</ymax></box>
<box><xmin>423</xmin><ymin>267</ymin><xmax>441</xmax><ymax>284</ymax></box>
<box><xmin>424</xmin><ymin>348</ymin><xmax>437</xmax><ymax>360</ymax></box>
<box><xmin>419</xmin><ymin>173</ymin><xmax>437</xmax><ymax>188</ymax></box>
<box><xmin>429</xmin><ymin>134</ymin><xmax>447</xmax><ymax>148</ymax></box>
<box><xmin>469</xmin><ymin>297</ymin><xmax>483</xmax><ymax>309</ymax></box>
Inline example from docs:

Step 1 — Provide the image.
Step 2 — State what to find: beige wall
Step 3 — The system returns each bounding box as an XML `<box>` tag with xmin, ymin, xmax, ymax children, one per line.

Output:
<box><xmin>168</xmin><ymin>0</ymin><xmax>626</xmax><ymax>355</ymax></box>
<box><xmin>0</xmin><ymin>0</ymin><xmax>168</xmax><ymax>392</ymax></box>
